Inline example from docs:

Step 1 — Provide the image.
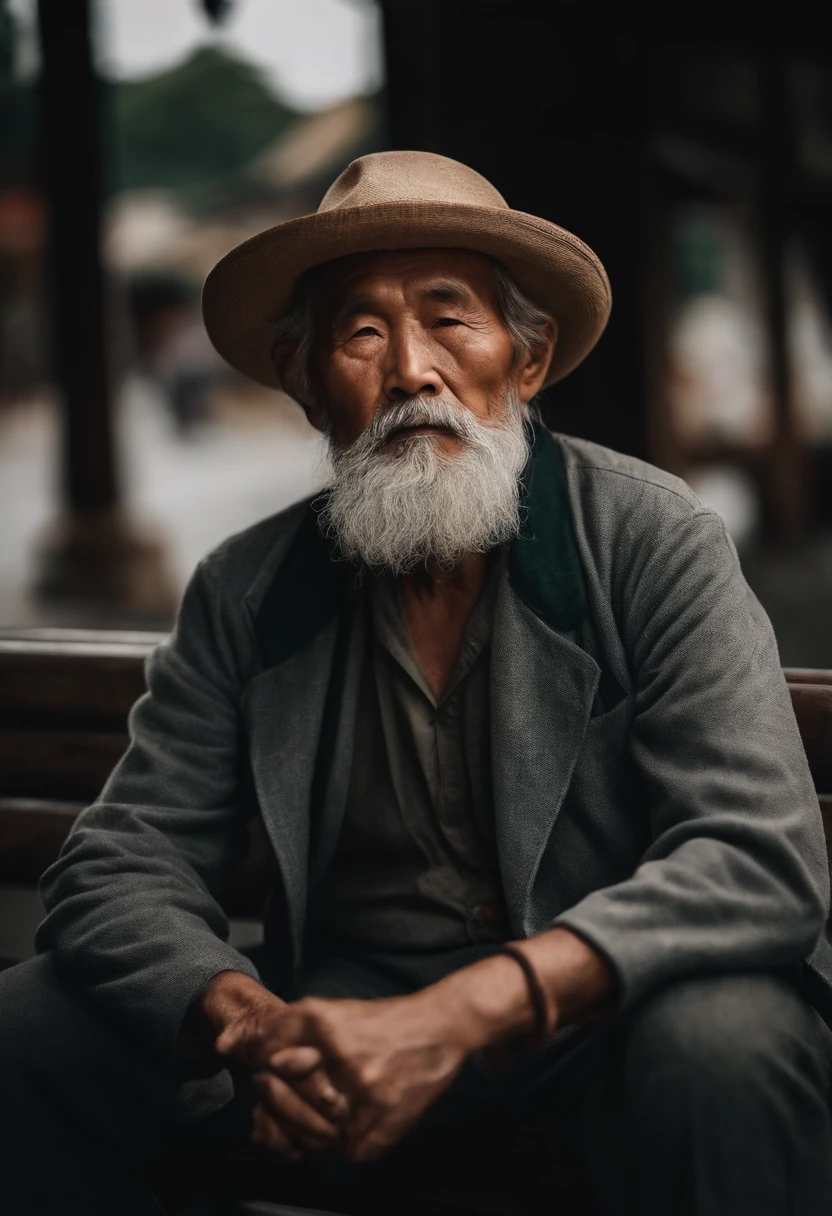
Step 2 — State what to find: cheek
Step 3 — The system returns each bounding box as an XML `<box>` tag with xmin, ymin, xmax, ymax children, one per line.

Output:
<box><xmin>442</xmin><ymin>330</ymin><xmax>516</xmax><ymax>404</ymax></box>
<box><xmin>321</xmin><ymin>352</ymin><xmax>382</xmax><ymax>444</ymax></box>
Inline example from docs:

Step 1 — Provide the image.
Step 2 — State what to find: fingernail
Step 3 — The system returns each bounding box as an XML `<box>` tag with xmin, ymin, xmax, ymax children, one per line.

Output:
<box><xmin>322</xmin><ymin>1085</ymin><xmax>338</xmax><ymax>1103</ymax></box>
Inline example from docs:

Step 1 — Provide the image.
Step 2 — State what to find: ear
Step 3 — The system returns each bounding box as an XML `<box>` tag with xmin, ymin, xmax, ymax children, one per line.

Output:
<box><xmin>275</xmin><ymin>348</ymin><xmax>328</xmax><ymax>431</ymax></box>
<box><xmin>516</xmin><ymin>318</ymin><xmax>558</xmax><ymax>404</ymax></box>
<box><xmin>304</xmin><ymin>398</ymin><xmax>329</xmax><ymax>433</ymax></box>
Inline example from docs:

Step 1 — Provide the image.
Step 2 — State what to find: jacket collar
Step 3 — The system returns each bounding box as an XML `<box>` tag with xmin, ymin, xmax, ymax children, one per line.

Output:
<box><xmin>251</xmin><ymin>417</ymin><xmax>588</xmax><ymax>663</ymax></box>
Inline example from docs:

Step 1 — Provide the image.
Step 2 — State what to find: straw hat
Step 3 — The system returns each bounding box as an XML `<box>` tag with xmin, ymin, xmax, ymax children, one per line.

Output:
<box><xmin>202</xmin><ymin>150</ymin><xmax>612</xmax><ymax>391</ymax></box>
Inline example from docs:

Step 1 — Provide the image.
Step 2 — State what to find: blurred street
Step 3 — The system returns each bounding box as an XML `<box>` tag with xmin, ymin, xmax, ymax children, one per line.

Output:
<box><xmin>5</xmin><ymin>382</ymin><xmax>832</xmax><ymax>665</ymax></box>
<box><xmin>0</xmin><ymin>383</ymin><xmax>326</xmax><ymax>628</ymax></box>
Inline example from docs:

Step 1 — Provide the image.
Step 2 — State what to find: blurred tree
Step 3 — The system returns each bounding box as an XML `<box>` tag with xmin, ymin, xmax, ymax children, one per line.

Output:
<box><xmin>0</xmin><ymin>2</ymin><xmax>37</xmax><ymax>192</ymax></box>
<box><xmin>0</xmin><ymin>1</ymin><xmax>13</xmax><ymax>81</ymax></box>
<box><xmin>109</xmin><ymin>45</ymin><xmax>299</xmax><ymax>202</ymax></box>
<box><xmin>200</xmin><ymin>0</ymin><xmax>235</xmax><ymax>23</ymax></box>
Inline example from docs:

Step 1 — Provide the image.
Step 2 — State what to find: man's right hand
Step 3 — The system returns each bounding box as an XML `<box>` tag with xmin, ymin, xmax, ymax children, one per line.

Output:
<box><xmin>183</xmin><ymin>970</ymin><xmax>349</xmax><ymax>1160</ymax></box>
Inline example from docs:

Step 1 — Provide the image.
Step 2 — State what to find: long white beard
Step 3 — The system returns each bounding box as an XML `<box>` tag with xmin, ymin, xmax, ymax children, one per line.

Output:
<box><xmin>318</xmin><ymin>390</ymin><xmax>530</xmax><ymax>573</ymax></box>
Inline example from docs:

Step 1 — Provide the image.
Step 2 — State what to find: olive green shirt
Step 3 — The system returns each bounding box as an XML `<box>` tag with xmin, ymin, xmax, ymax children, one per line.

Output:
<box><xmin>308</xmin><ymin>557</ymin><xmax>511</xmax><ymax>953</ymax></box>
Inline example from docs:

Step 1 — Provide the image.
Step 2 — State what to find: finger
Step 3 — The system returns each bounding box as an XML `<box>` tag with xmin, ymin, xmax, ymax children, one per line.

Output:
<box><xmin>269</xmin><ymin>1045</ymin><xmax>323</xmax><ymax>1076</ymax></box>
<box><xmin>270</xmin><ymin>1049</ymin><xmax>349</xmax><ymax>1120</ymax></box>
<box><xmin>351</xmin><ymin>1130</ymin><xmax>391</xmax><ymax>1165</ymax></box>
<box><xmin>349</xmin><ymin>1111</ymin><xmax>415</xmax><ymax>1164</ymax></box>
<box><xmin>342</xmin><ymin>1100</ymin><xmax>386</xmax><ymax>1162</ymax></box>
<box><xmin>295</xmin><ymin>1070</ymin><xmax>349</xmax><ymax>1121</ymax></box>
<box><xmin>215</xmin><ymin>1014</ymin><xmax>300</xmax><ymax>1068</ymax></box>
<box><xmin>251</xmin><ymin>1103</ymin><xmax>302</xmax><ymax>1163</ymax></box>
<box><xmin>214</xmin><ymin>1024</ymin><xmax>270</xmax><ymax>1069</ymax></box>
<box><xmin>254</xmin><ymin>1071</ymin><xmax>342</xmax><ymax>1153</ymax></box>
<box><xmin>344</xmin><ymin>1099</ymin><xmax>423</xmax><ymax>1165</ymax></box>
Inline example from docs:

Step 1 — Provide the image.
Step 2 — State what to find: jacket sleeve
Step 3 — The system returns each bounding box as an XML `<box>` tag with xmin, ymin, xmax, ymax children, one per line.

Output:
<box><xmin>555</xmin><ymin>505</ymin><xmax>829</xmax><ymax>1008</ymax></box>
<box><xmin>36</xmin><ymin>553</ymin><xmax>260</xmax><ymax>1059</ymax></box>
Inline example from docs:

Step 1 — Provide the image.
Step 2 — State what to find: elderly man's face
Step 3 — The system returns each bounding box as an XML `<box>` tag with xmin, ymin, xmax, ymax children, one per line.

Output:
<box><xmin>307</xmin><ymin>248</ymin><xmax>550</xmax><ymax>448</ymax></box>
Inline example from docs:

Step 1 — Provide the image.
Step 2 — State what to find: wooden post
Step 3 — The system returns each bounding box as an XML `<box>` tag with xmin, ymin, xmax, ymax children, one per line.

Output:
<box><xmin>33</xmin><ymin>0</ymin><xmax>172</xmax><ymax>618</ymax></box>
<box><xmin>379</xmin><ymin>0</ymin><xmax>651</xmax><ymax>460</ymax></box>
<box><xmin>37</xmin><ymin>0</ymin><xmax>114</xmax><ymax>513</ymax></box>
<box><xmin>758</xmin><ymin>49</ymin><xmax>807</xmax><ymax>539</ymax></box>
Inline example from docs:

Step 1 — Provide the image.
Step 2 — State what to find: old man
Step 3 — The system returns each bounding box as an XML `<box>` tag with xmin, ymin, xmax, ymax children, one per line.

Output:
<box><xmin>2</xmin><ymin>151</ymin><xmax>832</xmax><ymax>1215</ymax></box>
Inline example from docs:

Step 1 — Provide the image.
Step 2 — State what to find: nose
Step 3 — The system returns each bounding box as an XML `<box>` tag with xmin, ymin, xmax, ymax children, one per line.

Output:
<box><xmin>383</xmin><ymin>326</ymin><xmax>444</xmax><ymax>401</ymax></box>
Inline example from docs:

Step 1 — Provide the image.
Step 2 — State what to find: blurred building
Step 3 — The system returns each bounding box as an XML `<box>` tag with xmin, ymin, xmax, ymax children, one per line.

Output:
<box><xmin>1</xmin><ymin>0</ymin><xmax>832</xmax><ymax>662</ymax></box>
<box><xmin>380</xmin><ymin>0</ymin><xmax>832</xmax><ymax>662</ymax></box>
<box><xmin>0</xmin><ymin>0</ymin><xmax>382</xmax><ymax>625</ymax></box>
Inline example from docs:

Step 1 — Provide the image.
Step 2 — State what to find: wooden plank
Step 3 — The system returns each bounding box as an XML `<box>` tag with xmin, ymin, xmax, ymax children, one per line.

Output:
<box><xmin>788</xmin><ymin>684</ymin><xmax>832</xmax><ymax>792</ymax></box>
<box><xmin>0</xmin><ymin>646</ymin><xmax>149</xmax><ymax>727</ymax></box>
<box><xmin>0</xmin><ymin>798</ymin><xmax>82</xmax><ymax>884</ymax></box>
<box><xmin>785</xmin><ymin>669</ymin><xmax>832</xmax><ymax>688</ymax></box>
<box><xmin>819</xmin><ymin>795</ymin><xmax>832</xmax><ymax>861</ymax></box>
<box><xmin>0</xmin><ymin>729</ymin><xmax>128</xmax><ymax>800</ymax></box>
<box><xmin>0</xmin><ymin>628</ymin><xmax>165</xmax><ymax>648</ymax></box>
<box><xmin>0</xmin><ymin>797</ymin><xmax>274</xmax><ymax>917</ymax></box>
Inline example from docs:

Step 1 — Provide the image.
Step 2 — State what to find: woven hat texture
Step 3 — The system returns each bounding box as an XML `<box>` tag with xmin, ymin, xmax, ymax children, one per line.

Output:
<box><xmin>202</xmin><ymin>150</ymin><xmax>612</xmax><ymax>390</ymax></box>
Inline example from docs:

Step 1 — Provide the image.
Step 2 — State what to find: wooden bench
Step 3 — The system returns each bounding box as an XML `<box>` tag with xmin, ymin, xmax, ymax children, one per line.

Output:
<box><xmin>2</xmin><ymin>628</ymin><xmax>831</xmax><ymax>907</ymax></box>
<box><xmin>2</xmin><ymin>629</ymin><xmax>831</xmax><ymax>1216</ymax></box>
<box><xmin>0</xmin><ymin>628</ymin><xmax>275</xmax><ymax>917</ymax></box>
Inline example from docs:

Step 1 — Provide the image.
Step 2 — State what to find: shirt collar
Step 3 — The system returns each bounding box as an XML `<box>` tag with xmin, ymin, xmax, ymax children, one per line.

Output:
<box><xmin>368</xmin><ymin>548</ymin><xmax>506</xmax><ymax>707</ymax></box>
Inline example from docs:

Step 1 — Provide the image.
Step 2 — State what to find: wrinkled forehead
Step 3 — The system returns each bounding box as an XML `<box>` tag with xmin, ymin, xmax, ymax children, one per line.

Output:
<box><xmin>309</xmin><ymin>247</ymin><xmax>499</xmax><ymax>317</ymax></box>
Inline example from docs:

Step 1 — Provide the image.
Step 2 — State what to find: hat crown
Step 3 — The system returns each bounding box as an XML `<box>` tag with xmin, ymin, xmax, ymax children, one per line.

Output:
<box><xmin>318</xmin><ymin>151</ymin><xmax>509</xmax><ymax>214</ymax></box>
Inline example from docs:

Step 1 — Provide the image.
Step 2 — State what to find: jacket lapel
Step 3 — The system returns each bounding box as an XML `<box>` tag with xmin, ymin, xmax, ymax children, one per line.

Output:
<box><xmin>243</xmin><ymin>504</ymin><xmax>352</xmax><ymax>964</ymax></box>
<box><xmin>307</xmin><ymin>609</ymin><xmax>367</xmax><ymax>891</ymax></box>
<box><xmin>491</xmin><ymin>583</ymin><xmax>599</xmax><ymax>936</ymax></box>
<box><xmin>242</xmin><ymin>626</ymin><xmax>338</xmax><ymax>963</ymax></box>
<box><xmin>492</xmin><ymin>420</ymin><xmax>600</xmax><ymax>935</ymax></box>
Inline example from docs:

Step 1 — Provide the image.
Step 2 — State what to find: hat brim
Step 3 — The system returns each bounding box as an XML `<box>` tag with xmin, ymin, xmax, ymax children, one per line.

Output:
<box><xmin>201</xmin><ymin>201</ymin><xmax>612</xmax><ymax>391</ymax></box>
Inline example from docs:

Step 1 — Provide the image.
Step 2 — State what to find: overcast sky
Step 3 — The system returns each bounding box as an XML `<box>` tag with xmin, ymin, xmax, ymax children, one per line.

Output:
<box><xmin>10</xmin><ymin>0</ymin><xmax>384</xmax><ymax>112</ymax></box>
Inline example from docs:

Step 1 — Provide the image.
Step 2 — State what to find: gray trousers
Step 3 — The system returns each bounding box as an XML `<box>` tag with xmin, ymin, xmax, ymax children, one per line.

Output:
<box><xmin>1</xmin><ymin>949</ymin><xmax>832</xmax><ymax>1215</ymax></box>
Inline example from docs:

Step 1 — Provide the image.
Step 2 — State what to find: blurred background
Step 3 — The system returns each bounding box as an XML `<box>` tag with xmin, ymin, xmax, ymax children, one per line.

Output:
<box><xmin>1</xmin><ymin>0</ymin><xmax>831</xmax><ymax>663</ymax></box>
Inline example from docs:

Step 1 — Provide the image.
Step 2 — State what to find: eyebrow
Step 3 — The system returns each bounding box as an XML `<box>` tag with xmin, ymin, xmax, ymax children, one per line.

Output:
<box><xmin>421</xmin><ymin>279</ymin><xmax>474</xmax><ymax>306</ymax></box>
<box><xmin>332</xmin><ymin>293</ymin><xmax>376</xmax><ymax>326</ymax></box>
<box><xmin>332</xmin><ymin>279</ymin><xmax>476</xmax><ymax>327</ymax></box>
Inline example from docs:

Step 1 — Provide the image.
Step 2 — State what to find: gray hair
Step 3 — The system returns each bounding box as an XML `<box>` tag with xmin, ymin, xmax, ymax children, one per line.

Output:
<box><xmin>270</xmin><ymin>257</ymin><xmax>553</xmax><ymax>412</ymax></box>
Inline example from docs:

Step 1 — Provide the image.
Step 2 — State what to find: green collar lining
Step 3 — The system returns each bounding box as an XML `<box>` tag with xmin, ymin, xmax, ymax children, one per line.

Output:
<box><xmin>508</xmin><ymin>418</ymin><xmax>587</xmax><ymax>634</ymax></box>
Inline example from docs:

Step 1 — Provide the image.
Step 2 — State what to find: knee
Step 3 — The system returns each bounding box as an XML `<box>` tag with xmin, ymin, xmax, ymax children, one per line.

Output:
<box><xmin>0</xmin><ymin>953</ymin><xmax>90</xmax><ymax>1075</ymax></box>
<box><xmin>619</xmin><ymin>973</ymin><xmax>825</xmax><ymax>1105</ymax></box>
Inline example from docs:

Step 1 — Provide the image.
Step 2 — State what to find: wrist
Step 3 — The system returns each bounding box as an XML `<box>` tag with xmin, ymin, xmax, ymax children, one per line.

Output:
<box><xmin>199</xmin><ymin>970</ymin><xmax>273</xmax><ymax>1036</ymax></box>
<box><xmin>426</xmin><ymin>952</ymin><xmax>545</xmax><ymax>1053</ymax></box>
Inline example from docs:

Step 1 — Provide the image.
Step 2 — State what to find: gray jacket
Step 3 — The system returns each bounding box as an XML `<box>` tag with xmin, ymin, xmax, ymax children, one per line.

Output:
<box><xmin>37</xmin><ymin>426</ymin><xmax>832</xmax><ymax>1063</ymax></box>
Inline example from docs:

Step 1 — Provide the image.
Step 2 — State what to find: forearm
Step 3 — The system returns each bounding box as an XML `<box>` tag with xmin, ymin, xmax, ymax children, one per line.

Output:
<box><xmin>427</xmin><ymin>927</ymin><xmax>615</xmax><ymax>1052</ymax></box>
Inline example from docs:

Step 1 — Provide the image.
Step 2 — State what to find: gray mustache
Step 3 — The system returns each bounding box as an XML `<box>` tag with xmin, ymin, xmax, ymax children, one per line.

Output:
<box><xmin>360</xmin><ymin>397</ymin><xmax>475</xmax><ymax>454</ymax></box>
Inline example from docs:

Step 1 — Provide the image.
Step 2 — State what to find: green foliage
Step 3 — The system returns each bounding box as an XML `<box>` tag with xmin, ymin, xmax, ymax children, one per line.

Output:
<box><xmin>109</xmin><ymin>45</ymin><xmax>300</xmax><ymax>200</ymax></box>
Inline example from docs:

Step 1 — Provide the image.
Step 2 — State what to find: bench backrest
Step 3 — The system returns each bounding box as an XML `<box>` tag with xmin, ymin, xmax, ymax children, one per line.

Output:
<box><xmin>1</xmin><ymin>629</ymin><xmax>831</xmax><ymax>917</ymax></box>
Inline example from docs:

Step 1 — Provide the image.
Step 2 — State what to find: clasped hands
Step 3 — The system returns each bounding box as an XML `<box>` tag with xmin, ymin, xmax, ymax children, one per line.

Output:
<box><xmin>212</xmin><ymin>977</ymin><xmax>487</xmax><ymax>1164</ymax></box>
<box><xmin>192</xmin><ymin>929</ymin><xmax>608</xmax><ymax>1165</ymax></box>
<box><xmin>196</xmin><ymin>945</ymin><xmax>548</xmax><ymax>1165</ymax></box>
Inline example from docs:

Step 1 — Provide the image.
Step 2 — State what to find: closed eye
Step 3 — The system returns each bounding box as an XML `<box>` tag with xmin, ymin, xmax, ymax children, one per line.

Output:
<box><xmin>432</xmin><ymin>317</ymin><xmax>463</xmax><ymax>328</ymax></box>
<box><xmin>351</xmin><ymin>325</ymin><xmax>381</xmax><ymax>338</ymax></box>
